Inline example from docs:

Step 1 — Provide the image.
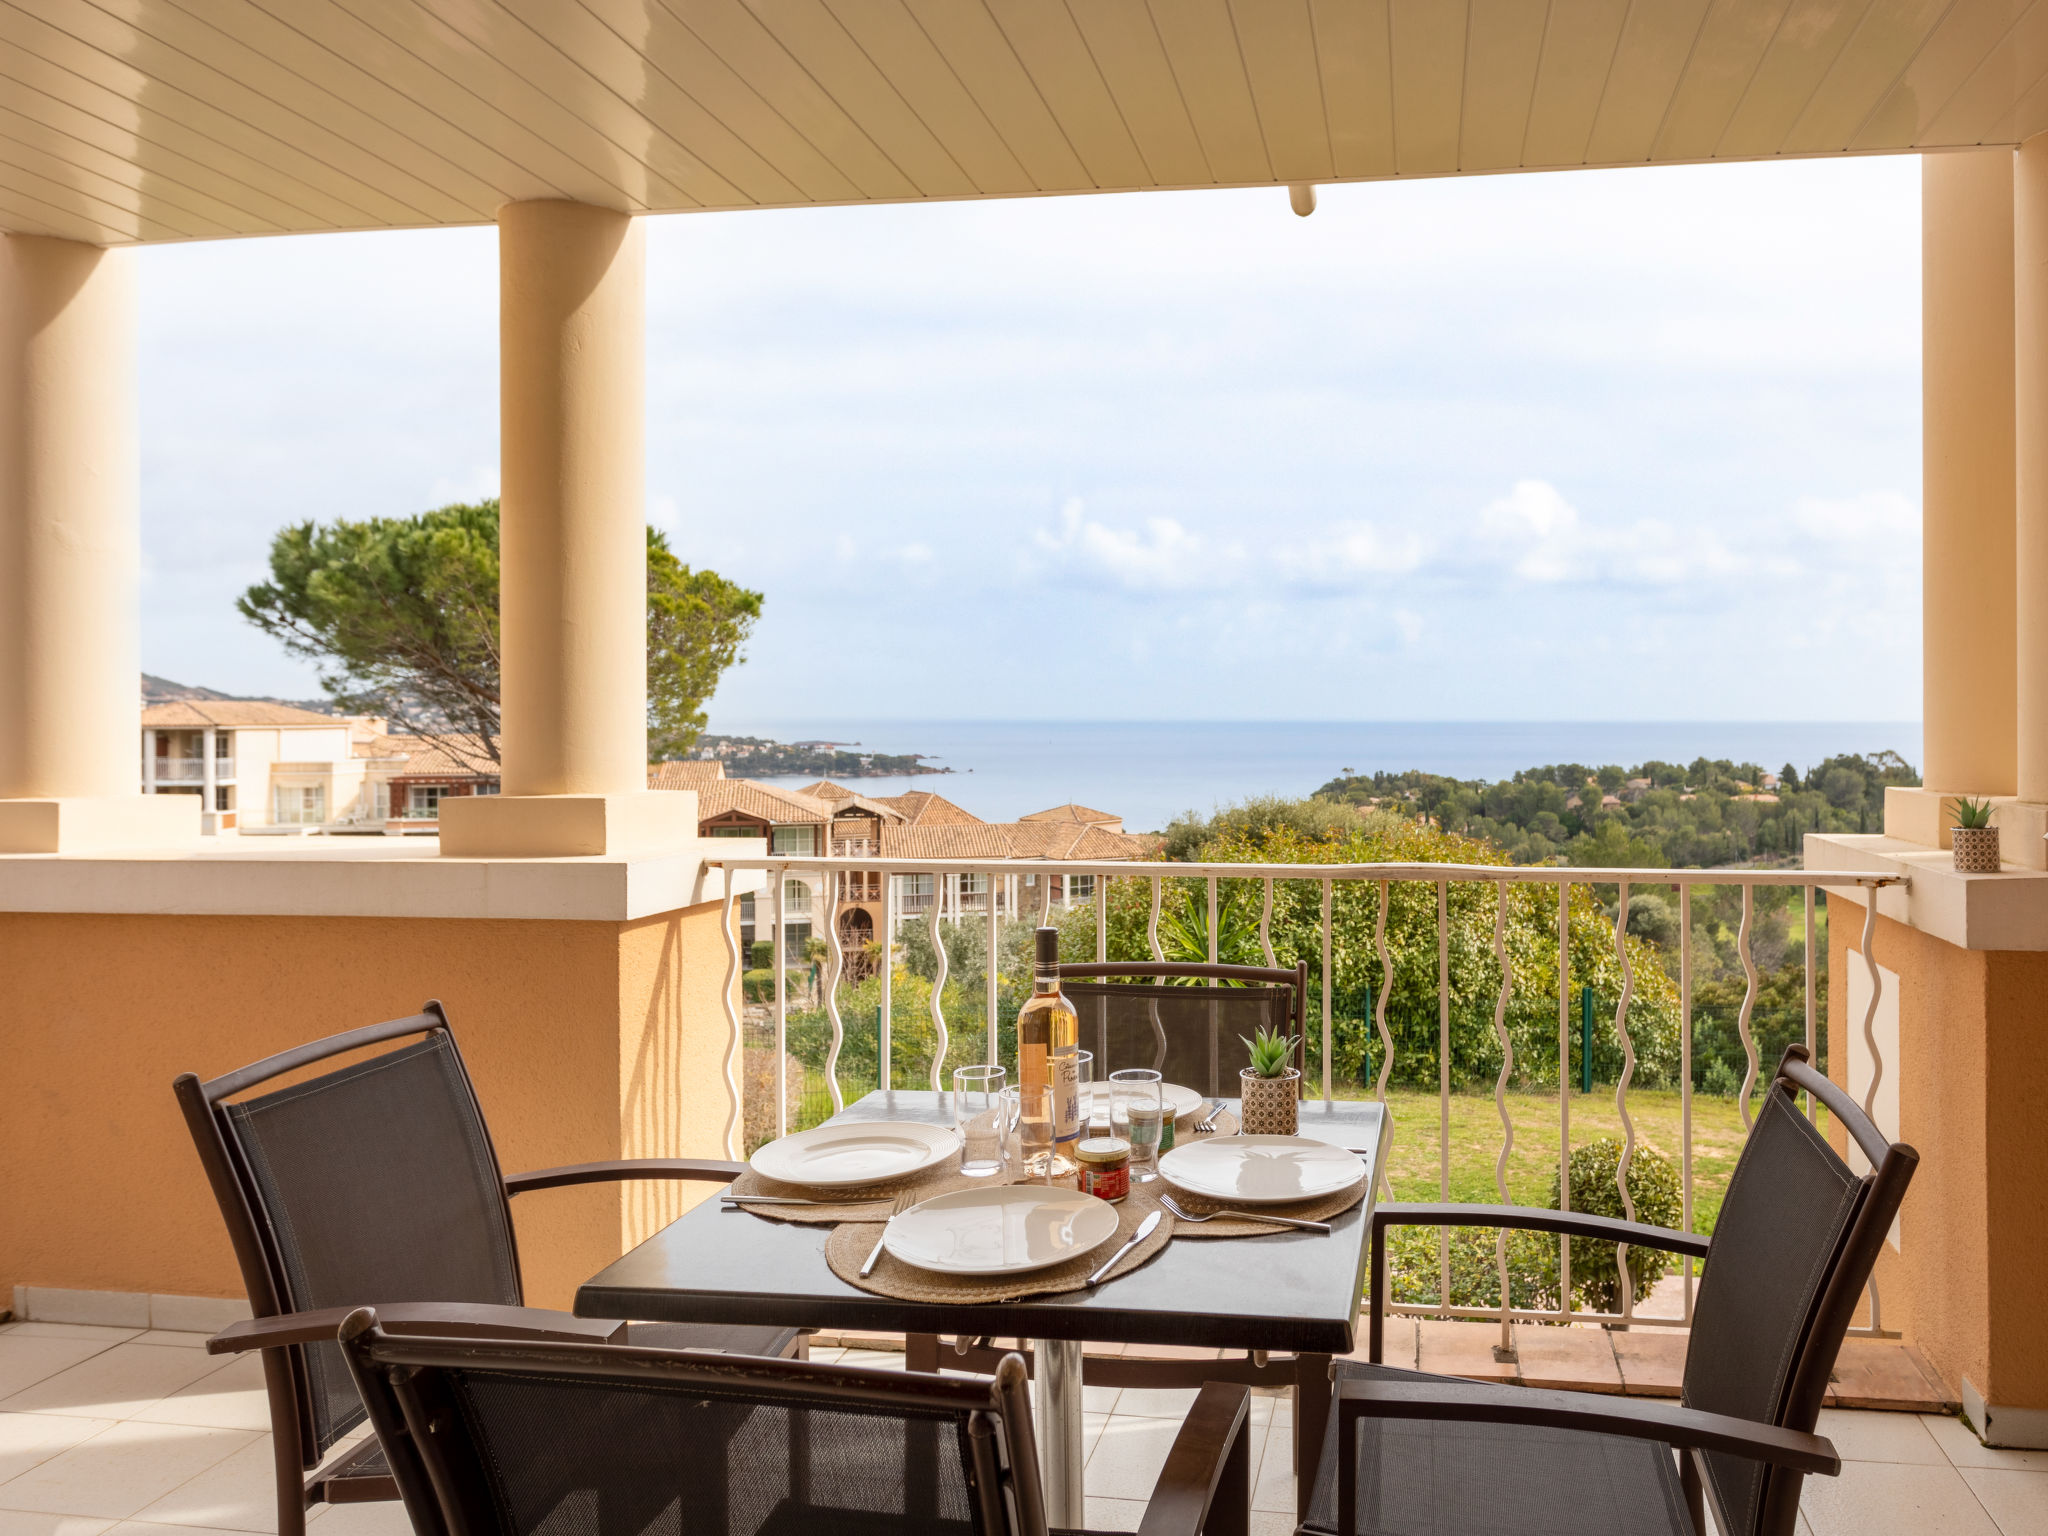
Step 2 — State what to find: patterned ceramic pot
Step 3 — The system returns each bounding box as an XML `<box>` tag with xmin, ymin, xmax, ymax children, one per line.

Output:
<box><xmin>1953</xmin><ymin>826</ymin><xmax>2001</xmax><ymax>873</ymax></box>
<box><xmin>1239</xmin><ymin>1067</ymin><xmax>1300</xmax><ymax>1136</ymax></box>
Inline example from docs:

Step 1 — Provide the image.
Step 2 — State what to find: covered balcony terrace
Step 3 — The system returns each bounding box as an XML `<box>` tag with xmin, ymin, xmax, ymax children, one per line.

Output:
<box><xmin>4</xmin><ymin>5</ymin><xmax>2048</xmax><ymax>1534</ymax></box>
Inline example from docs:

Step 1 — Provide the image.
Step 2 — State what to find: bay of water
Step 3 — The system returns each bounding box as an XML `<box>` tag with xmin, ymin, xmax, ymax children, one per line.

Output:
<box><xmin>710</xmin><ymin>719</ymin><xmax>1922</xmax><ymax>835</ymax></box>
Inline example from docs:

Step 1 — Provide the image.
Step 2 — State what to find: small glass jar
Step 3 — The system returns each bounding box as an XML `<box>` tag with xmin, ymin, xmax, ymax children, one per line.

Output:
<box><xmin>1075</xmin><ymin>1136</ymin><xmax>1131</xmax><ymax>1203</ymax></box>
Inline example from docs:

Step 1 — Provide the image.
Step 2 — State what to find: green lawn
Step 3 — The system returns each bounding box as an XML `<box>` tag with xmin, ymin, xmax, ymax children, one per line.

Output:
<box><xmin>1342</xmin><ymin>1085</ymin><xmax>1753</xmax><ymax>1235</ymax></box>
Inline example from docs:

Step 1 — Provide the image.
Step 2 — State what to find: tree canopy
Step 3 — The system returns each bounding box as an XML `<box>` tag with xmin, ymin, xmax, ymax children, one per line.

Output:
<box><xmin>238</xmin><ymin>500</ymin><xmax>760</xmax><ymax>764</ymax></box>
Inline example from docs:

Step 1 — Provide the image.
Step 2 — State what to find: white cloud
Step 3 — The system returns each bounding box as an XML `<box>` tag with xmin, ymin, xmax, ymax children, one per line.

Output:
<box><xmin>1034</xmin><ymin>499</ymin><xmax>1241</xmax><ymax>593</ymax></box>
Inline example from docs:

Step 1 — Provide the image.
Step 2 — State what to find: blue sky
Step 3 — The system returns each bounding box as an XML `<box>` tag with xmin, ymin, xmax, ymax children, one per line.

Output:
<box><xmin>138</xmin><ymin>153</ymin><xmax>1920</xmax><ymax>723</ymax></box>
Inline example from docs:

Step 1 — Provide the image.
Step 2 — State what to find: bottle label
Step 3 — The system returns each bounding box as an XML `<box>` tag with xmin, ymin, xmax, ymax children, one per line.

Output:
<box><xmin>1052</xmin><ymin>1050</ymin><xmax>1081</xmax><ymax>1147</ymax></box>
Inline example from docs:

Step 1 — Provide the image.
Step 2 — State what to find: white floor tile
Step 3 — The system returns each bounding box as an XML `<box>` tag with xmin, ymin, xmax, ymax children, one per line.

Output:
<box><xmin>134</xmin><ymin>1436</ymin><xmax>282</xmax><ymax>1534</ymax></box>
<box><xmin>3</xmin><ymin>1350</ymin><xmax>232</xmax><ymax>1423</ymax></box>
<box><xmin>1112</xmin><ymin>1387</ymin><xmax>1199</xmax><ymax>1420</ymax></box>
<box><xmin>0</xmin><ymin>1342</ymin><xmax>121</xmax><ymax>1404</ymax></box>
<box><xmin>125</xmin><ymin>1341</ymin><xmax>206</xmax><ymax>1354</ymax></box>
<box><xmin>1960</xmin><ymin>1469</ymin><xmax>2048</xmax><ymax>1536</ymax></box>
<box><xmin>0</xmin><ymin>1423</ymin><xmax>255</xmax><ymax>1521</ymax></box>
<box><xmin>1082</xmin><ymin>1385</ymin><xmax>1120</xmax><ymax>1414</ymax></box>
<box><xmin>1803</xmin><ymin>1459</ymin><xmax>2002</xmax><ymax>1536</ymax></box>
<box><xmin>111</xmin><ymin>1521</ymin><xmax>265</xmax><ymax>1536</ymax></box>
<box><xmin>1080</xmin><ymin>1496</ymin><xmax>1143</xmax><ymax>1532</ymax></box>
<box><xmin>1819</xmin><ymin>1408</ymin><xmax>1951</xmax><ymax>1465</ymax></box>
<box><xmin>296</xmin><ymin>1503</ymin><xmax>410</xmax><ymax>1536</ymax></box>
<box><xmin>0</xmin><ymin>1513</ymin><xmax>115</xmax><ymax>1536</ymax></box>
<box><xmin>1927</xmin><ymin>1416</ymin><xmax>2048</xmax><ymax>1473</ymax></box>
<box><xmin>834</xmin><ymin>1352</ymin><xmax>905</xmax><ymax>1371</ymax></box>
<box><xmin>1</xmin><ymin>1333</ymin><xmax>134</xmax><ymax>1350</ymax></box>
<box><xmin>1086</xmin><ymin>1417</ymin><xmax>1203</xmax><ymax>1501</ymax></box>
<box><xmin>131</xmin><ymin>1361</ymin><xmax>267</xmax><ymax>1435</ymax></box>
<box><xmin>1250</xmin><ymin>1419</ymin><xmax>1298</xmax><ymax>1515</ymax></box>
<box><xmin>1249</xmin><ymin>1514</ymin><xmax>1296</xmax><ymax>1536</ymax></box>
<box><xmin>0</xmin><ymin>1418</ymin><xmax>115</xmax><ymax>1485</ymax></box>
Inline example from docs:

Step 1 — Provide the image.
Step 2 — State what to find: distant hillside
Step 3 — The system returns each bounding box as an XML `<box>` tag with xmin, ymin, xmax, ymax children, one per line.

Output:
<box><xmin>142</xmin><ymin>674</ymin><xmax>340</xmax><ymax>716</ymax></box>
<box><xmin>700</xmin><ymin>733</ymin><xmax>947</xmax><ymax>778</ymax></box>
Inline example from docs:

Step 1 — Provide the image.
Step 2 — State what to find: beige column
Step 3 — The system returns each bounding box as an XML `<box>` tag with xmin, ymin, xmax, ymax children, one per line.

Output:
<box><xmin>2018</xmin><ymin>136</ymin><xmax>2048</xmax><ymax>809</ymax></box>
<box><xmin>439</xmin><ymin>201</ymin><xmax>694</xmax><ymax>857</ymax></box>
<box><xmin>0</xmin><ymin>235</ymin><xmax>193</xmax><ymax>853</ymax></box>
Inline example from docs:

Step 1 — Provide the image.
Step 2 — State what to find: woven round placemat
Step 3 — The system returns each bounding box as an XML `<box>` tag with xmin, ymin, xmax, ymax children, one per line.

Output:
<box><xmin>723</xmin><ymin>1158</ymin><xmax>982</xmax><ymax>1225</ymax></box>
<box><xmin>824</xmin><ymin>1185</ymin><xmax>1177</xmax><ymax>1304</ymax></box>
<box><xmin>1158</xmin><ymin>1174</ymin><xmax>1366</xmax><ymax>1237</ymax></box>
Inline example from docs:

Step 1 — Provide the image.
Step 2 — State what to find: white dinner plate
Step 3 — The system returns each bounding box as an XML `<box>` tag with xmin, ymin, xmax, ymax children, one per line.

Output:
<box><xmin>1158</xmin><ymin>1135</ymin><xmax>1365</xmax><ymax>1206</ymax></box>
<box><xmin>882</xmin><ymin>1185</ymin><xmax>1122</xmax><ymax>1277</ymax></box>
<box><xmin>749</xmin><ymin>1121</ymin><xmax>960</xmax><ymax>1189</ymax></box>
<box><xmin>1081</xmin><ymin>1080</ymin><xmax>1205</xmax><ymax>1121</ymax></box>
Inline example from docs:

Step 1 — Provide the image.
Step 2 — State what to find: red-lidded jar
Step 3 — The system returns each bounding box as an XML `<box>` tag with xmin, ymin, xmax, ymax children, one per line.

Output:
<box><xmin>1076</xmin><ymin>1137</ymin><xmax>1131</xmax><ymax>1203</ymax></box>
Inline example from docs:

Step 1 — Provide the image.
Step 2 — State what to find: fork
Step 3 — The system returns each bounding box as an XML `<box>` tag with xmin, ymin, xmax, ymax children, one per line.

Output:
<box><xmin>860</xmin><ymin>1189</ymin><xmax>921</xmax><ymax>1277</ymax></box>
<box><xmin>1190</xmin><ymin>1101</ymin><xmax>1230</xmax><ymax>1135</ymax></box>
<box><xmin>1159</xmin><ymin>1193</ymin><xmax>1330</xmax><ymax>1233</ymax></box>
<box><xmin>722</xmin><ymin>1193</ymin><xmax>895</xmax><ymax>1207</ymax></box>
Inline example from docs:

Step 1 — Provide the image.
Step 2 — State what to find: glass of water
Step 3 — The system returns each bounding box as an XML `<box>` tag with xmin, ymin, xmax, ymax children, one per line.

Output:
<box><xmin>953</xmin><ymin>1064</ymin><xmax>1008</xmax><ymax>1177</ymax></box>
<box><xmin>1111</xmin><ymin>1068</ymin><xmax>1165</xmax><ymax>1181</ymax></box>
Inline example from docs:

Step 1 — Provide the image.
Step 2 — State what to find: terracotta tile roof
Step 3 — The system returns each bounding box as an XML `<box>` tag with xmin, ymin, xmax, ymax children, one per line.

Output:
<box><xmin>380</xmin><ymin>734</ymin><xmax>500</xmax><ymax>777</ymax></box>
<box><xmin>142</xmin><ymin>700</ymin><xmax>342</xmax><ymax>728</ymax></box>
<box><xmin>693</xmin><ymin>779</ymin><xmax>833</xmax><ymax>824</ymax></box>
<box><xmin>798</xmin><ymin>780</ymin><xmax>858</xmax><ymax>800</ymax></box>
<box><xmin>1018</xmin><ymin>802</ymin><xmax>1121</xmax><ymax>827</ymax></box>
<box><xmin>876</xmin><ymin>820</ymin><xmax>1149</xmax><ymax>862</ymax></box>
<box><xmin>647</xmin><ymin>759</ymin><xmax>726</xmax><ymax>788</ymax></box>
<box><xmin>880</xmin><ymin>824</ymin><xmax>1025</xmax><ymax>860</ymax></box>
<box><xmin>874</xmin><ymin>789</ymin><xmax>983</xmax><ymax>826</ymax></box>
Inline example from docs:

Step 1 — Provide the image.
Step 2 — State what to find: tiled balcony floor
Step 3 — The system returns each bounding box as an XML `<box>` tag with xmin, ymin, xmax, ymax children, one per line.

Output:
<box><xmin>0</xmin><ymin>1321</ymin><xmax>2041</xmax><ymax>1536</ymax></box>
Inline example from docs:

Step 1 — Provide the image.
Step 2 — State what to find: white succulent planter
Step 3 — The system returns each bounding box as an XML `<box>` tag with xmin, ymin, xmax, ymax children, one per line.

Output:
<box><xmin>1239</xmin><ymin>1067</ymin><xmax>1301</xmax><ymax>1136</ymax></box>
<box><xmin>1953</xmin><ymin>826</ymin><xmax>2001</xmax><ymax>873</ymax></box>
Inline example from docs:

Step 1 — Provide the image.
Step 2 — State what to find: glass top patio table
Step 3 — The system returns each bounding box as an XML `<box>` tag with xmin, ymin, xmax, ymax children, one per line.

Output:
<box><xmin>575</xmin><ymin>1090</ymin><xmax>1387</xmax><ymax>1525</ymax></box>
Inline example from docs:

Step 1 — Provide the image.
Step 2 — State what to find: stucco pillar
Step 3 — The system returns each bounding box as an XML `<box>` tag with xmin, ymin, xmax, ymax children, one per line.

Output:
<box><xmin>2016</xmin><ymin>137</ymin><xmax>2048</xmax><ymax>809</ymax></box>
<box><xmin>0</xmin><ymin>235</ymin><xmax>192</xmax><ymax>853</ymax></box>
<box><xmin>439</xmin><ymin>201</ymin><xmax>694</xmax><ymax>857</ymax></box>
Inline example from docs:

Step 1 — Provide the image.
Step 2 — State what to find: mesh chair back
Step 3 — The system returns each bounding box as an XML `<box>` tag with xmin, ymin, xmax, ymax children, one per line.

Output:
<box><xmin>1681</xmin><ymin>1078</ymin><xmax>1872</xmax><ymax>1536</ymax></box>
<box><xmin>220</xmin><ymin>1032</ymin><xmax>521</xmax><ymax>1456</ymax></box>
<box><xmin>1063</xmin><ymin>966</ymin><xmax>1302</xmax><ymax>1099</ymax></box>
<box><xmin>341</xmin><ymin>1322</ymin><xmax>1038</xmax><ymax>1536</ymax></box>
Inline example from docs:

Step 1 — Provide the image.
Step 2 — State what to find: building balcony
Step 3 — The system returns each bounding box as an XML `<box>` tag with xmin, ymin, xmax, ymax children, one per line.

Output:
<box><xmin>148</xmin><ymin>757</ymin><xmax>234</xmax><ymax>785</ymax></box>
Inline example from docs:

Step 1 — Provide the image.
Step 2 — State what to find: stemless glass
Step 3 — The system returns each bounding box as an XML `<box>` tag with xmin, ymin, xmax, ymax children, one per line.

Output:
<box><xmin>1007</xmin><ymin>1082</ymin><xmax>1057</xmax><ymax>1184</ymax></box>
<box><xmin>1111</xmin><ymin>1068</ymin><xmax>1165</xmax><ymax>1181</ymax></box>
<box><xmin>953</xmin><ymin>1065</ymin><xmax>1008</xmax><ymax>1177</ymax></box>
<box><xmin>1072</xmin><ymin>1049</ymin><xmax>1107</xmax><ymax>1136</ymax></box>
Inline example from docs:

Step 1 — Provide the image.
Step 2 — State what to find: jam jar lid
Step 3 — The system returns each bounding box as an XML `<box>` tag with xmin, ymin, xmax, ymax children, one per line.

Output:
<box><xmin>1076</xmin><ymin>1137</ymin><xmax>1131</xmax><ymax>1165</ymax></box>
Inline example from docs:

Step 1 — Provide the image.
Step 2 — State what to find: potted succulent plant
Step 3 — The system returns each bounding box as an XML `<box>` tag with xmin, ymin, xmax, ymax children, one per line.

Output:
<box><xmin>1238</xmin><ymin>1025</ymin><xmax>1302</xmax><ymax>1136</ymax></box>
<box><xmin>1952</xmin><ymin>797</ymin><xmax>2001</xmax><ymax>872</ymax></box>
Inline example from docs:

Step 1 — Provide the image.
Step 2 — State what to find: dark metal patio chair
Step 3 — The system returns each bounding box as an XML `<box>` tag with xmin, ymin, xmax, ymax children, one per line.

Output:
<box><xmin>1301</xmin><ymin>1044</ymin><xmax>1917</xmax><ymax>1536</ymax></box>
<box><xmin>173</xmin><ymin>1002</ymin><xmax>804</xmax><ymax>1536</ymax></box>
<box><xmin>931</xmin><ymin>963</ymin><xmax>1315</xmax><ymax>1462</ymax></box>
<box><xmin>318</xmin><ymin>1306</ymin><xmax>1252</xmax><ymax>1536</ymax></box>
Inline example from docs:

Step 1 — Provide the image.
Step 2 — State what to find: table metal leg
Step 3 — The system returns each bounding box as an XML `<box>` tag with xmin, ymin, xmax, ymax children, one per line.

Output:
<box><xmin>1294</xmin><ymin>1352</ymin><xmax>1333</xmax><ymax>1525</ymax></box>
<box><xmin>1031</xmin><ymin>1337</ymin><xmax>1086</xmax><ymax>1527</ymax></box>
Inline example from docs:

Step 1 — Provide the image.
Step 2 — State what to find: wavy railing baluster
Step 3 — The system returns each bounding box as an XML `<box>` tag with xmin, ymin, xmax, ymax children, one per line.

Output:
<box><xmin>773</xmin><ymin>867</ymin><xmax>789</xmax><ymax>1140</ymax></box>
<box><xmin>822</xmin><ymin>871</ymin><xmax>846</xmax><ymax>1114</ymax></box>
<box><xmin>1437</xmin><ymin>879</ymin><xmax>1451</xmax><ymax>1313</ymax></box>
<box><xmin>1146</xmin><ymin>875</ymin><xmax>1168</xmax><ymax>1065</ymax></box>
<box><xmin>1803</xmin><ymin>884</ymin><xmax>1818</xmax><ymax>1122</ymax></box>
<box><xmin>1679</xmin><ymin>883</ymin><xmax>1694</xmax><ymax>1322</ymax></box>
<box><xmin>1860</xmin><ymin>893</ymin><xmax>1887</xmax><ymax>1335</ymax></box>
<box><xmin>1095</xmin><ymin>876</ymin><xmax>1107</xmax><ymax>963</ymax></box>
<box><xmin>1612</xmin><ymin>880</ymin><xmax>1637</xmax><ymax>1323</ymax></box>
<box><xmin>1737</xmin><ymin>884</ymin><xmax>1760</xmax><ymax>1130</ymax></box>
<box><xmin>927</xmin><ymin>873</ymin><xmax>949</xmax><ymax>1092</ymax></box>
<box><xmin>1148</xmin><ymin>875</ymin><xmax>1164</xmax><ymax>962</ymax></box>
<box><xmin>1260</xmin><ymin>877</ymin><xmax>1276</xmax><ymax>968</ymax></box>
<box><xmin>721</xmin><ymin>880</ymin><xmax>743</xmax><ymax>1157</ymax></box>
<box><xmin>1039</xmin><ymin>872</ymin><xmax>1052</xmax><ymax>925</ymax></box>
<box><xmin>1374</xmin><ymin>880</ymin><xmax>1394</xmax><ymax>1202</ymax></box>
<box><xmin>1556</xmin><ymin>881</ymin><xmax>1571</xmax><ymax>1320</ymax></box>
<box><xmin>1491</xmin><ymin>880</ymin><xmax>1515</xmax><ymax>1355</ymax></box>
<box><xmin>879</xmin><ymin>874</ymin><xmax>895</xmax><ymax>1092</ymax></box>
<box><xmin>986</xmin><ymin>866</ymin><xmax>1000</xmax><ymax>1065</ymax></box>
<box><xmin>1321</xmin><ymin>878</ymin><xmax>1334</xmax><ymax>1104</ymax></box>
<box><xmin>1208</xmin><ymin>874</ymin><xmax>1220</xmax><ymax>964</ymax></box>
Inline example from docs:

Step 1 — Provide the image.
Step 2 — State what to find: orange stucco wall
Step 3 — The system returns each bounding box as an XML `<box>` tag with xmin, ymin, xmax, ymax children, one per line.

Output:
<box><xmin>0</xmin><ymin>900</ymin><xmax>734</xmax><ymax>1313</ymax></box>
<box><xmin>1829</xmin><ymin>900</ymin><xmax>2048</xmax><ymax>1412</ymax></box>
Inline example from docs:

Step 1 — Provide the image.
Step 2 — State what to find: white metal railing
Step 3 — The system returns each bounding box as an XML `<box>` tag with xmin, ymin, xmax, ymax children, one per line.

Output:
<box><xmin>713</xmin><ymin>856</ymin><xmax>1905</xmax><ymax>1342</ymax></box>
<box><xmin>152</xmin><ymin>758</ymin><xmax>234</xmax><ymax>783</ymax></box>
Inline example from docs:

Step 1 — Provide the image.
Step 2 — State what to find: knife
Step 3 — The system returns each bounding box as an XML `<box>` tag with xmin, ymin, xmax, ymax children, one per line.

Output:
<box><xmin>1087</xmin><ymin>1209</ymin><xmax>1162</xmax><ymax>1286</ymax></box>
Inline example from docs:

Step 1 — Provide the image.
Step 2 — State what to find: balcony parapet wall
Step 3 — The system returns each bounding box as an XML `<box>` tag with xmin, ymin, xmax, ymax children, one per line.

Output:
<box><xmin>1805</xmin><ymin>831</ymin><xmax>2048</xmax><ymax>950</ymax></box>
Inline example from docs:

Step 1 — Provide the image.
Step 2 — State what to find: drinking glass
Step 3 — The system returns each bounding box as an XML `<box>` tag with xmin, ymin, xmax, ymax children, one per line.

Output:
<box><xmin>1111</xmin><ymin>1068</ymin><xmax>1165</xmax><ymax>1181</ymax></box>
<box><xmin>1071</xmin><ymin>1049</ymin><xmax>1108</xmax><ymax>1135</ymax></box>
<box><xmin>1007</xmin><ymin>1082</ymin><xmax>1057</xmax><ymax>1184</ymax></box>
<box><xmin>953</xmin><ymin>1065</ymin><xmax>1008</xmax><ymax>1177</ymax></box>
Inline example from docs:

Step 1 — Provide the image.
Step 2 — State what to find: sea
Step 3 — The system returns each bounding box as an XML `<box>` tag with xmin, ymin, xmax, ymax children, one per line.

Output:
<box><xmin>709</xmin><ymin>719</ymin><xmax>1922</xmax><ymax>835</ymax></box>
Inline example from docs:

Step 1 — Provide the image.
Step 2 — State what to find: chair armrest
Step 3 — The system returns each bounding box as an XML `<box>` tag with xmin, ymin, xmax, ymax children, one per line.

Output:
<box><xmin>504</xmin><ymin>1158</ymin><xmax>747</xmax><ymax>1195</ymax></box>
<box><xmin>1372</xmin><ymin>1202</ymin><xmax>1712</xmax><ymax>1259</ymax></box>
<box><xmin>1138</xmin><ymin>1381</ymin><xmax>1253</xmax><ymax>1536</ymax></box>
<box><xmin>1336</xmin><ymin>1377</ymin><xmax>1838</xmax><ymax>1475</ymax></box>
<box><xmin>206</xmin><ymin>1303</ymin><xmax>628</xmax><ymax>1355</ymax></box>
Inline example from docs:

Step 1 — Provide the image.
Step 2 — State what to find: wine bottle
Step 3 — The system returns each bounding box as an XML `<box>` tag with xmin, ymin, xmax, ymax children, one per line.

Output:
<box><xmin>1016</xmin><ymin>925</ymin><xmax>1081</xmax><ymax>1182</ymax></box>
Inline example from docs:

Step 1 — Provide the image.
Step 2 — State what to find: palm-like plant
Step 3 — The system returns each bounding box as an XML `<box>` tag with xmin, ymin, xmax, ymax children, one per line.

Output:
<box><xmin>1953</xmin><ymin>796</ymin><xmax>1995</xmax><ymax>830</ymax></box>
<box><xmin>1155</xmin><ymin>883</ymin><xmax>1264</xmax><ymax>974</ymax></box>
<box><xmin>1241</xmin><ymin>1025</ymin><xmax>1300</xmax><ymax>1079</ymax></box>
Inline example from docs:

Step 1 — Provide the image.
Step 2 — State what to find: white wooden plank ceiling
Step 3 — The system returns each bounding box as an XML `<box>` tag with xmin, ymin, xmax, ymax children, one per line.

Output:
<box><xmin>0</xmin><ymin>0</ymin><xmax>2043</xmax><ymax>246</ymax></box>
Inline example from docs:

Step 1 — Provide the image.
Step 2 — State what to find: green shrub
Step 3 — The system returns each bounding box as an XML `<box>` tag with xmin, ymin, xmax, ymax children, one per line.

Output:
<box><xmin>742</xmin><ymin>968</ymin><xmax>809</xmax><ymax>1004</ymax></box>
<box><xmin>749</xmin><ymin>941</ymin><xmax>775</xmax><ymax>969</ymax></box>
<box><xmin>1384</xmin><ymin>1224</ymin><xmax>1559</xmax><ymax>1312</ymax></box>
<box><xmin>1551</xmin><ymin>1137</ymin><xmax>1682</xmax><ymax>1313</ymax></box>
